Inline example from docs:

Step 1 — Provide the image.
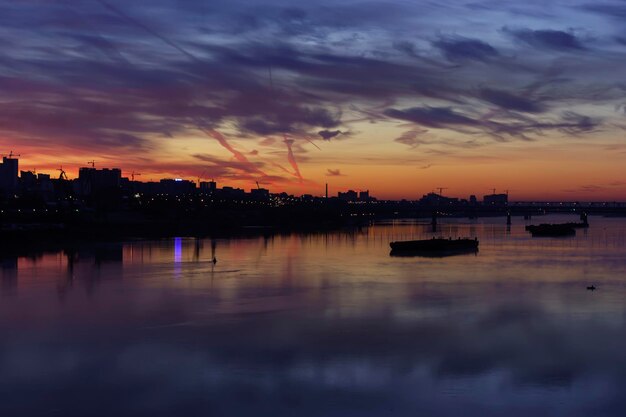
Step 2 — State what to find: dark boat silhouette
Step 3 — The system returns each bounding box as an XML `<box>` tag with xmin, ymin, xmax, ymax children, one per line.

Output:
<box><xmin>525</xmin><ymin>213</ymin><xmax>588</xmax><ymax>237</ymax></box>
<box><xmin>389</xmin><ymin>237</ymin><xmax>478</xmax><ymax>257</ymax></box>
<box><xmin>525</xmin><ymin>223</ymin><xmax>576</xmax><ymax>237</ymax></box>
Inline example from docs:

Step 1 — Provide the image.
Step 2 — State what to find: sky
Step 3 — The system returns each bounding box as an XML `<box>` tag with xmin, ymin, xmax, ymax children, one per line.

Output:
<box><xmin>1</xmin><ymin>0</ymin><xmax>625</xmax><ymax>201</ymax></box>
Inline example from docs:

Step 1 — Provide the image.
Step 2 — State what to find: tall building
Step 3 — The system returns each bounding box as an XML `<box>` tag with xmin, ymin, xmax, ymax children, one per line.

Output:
<box><xmin>250</xmin><ymin>188</ymin><xmax>270</xmax><ymax>200</ymax></box>
<box><xmin>78</xmin><ymin>167</ymin><xmax>122</xmax><ymax>196</ymax></box>
<box><xmin>37</xmin><ymin>173</ymin><xmax>54</xmax><ymax>201</ymax></box>
<box><xmin>338</xmin><ymin>190</ymin><xmax>358</xmax><ymax>202</ymax></box>
<box><xmin>199</xmin><ymin>181</ymin><xmax>217</xmax><ymax>192</ymax></box>
<box><xmin>483</xmin><ymin>193</ymin><xmax>508</xmax><ymax>206</ymax></box>
<box><xmin>220</xmin><ymin>186</ymin><xmax>245</xmax><ymax>198</ymax></box>
<box><xmin>419</xmin><ymin>192</ymin><xmax>459</xmax><ymax>206</ymax></box>
<box><xmin>359</xmin><ymin>190</ymin><xmax>370</xmax><ymax>202</ymax></box>
<box><xmin>0</xmin><ymin>156</ymin><xmax>19</xmax><ymax>194</ymax></box>
<box><xmin>19</xmin><ymin>170</ymin><xmax>37</xmax><ymax>192</ymax></box>
<box><xmin>159</xmin><ymin>178</ymin><xmax>196</xmax><ymax>195</ymax></box>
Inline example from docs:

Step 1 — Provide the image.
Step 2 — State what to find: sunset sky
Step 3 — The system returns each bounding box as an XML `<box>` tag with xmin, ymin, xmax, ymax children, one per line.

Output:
<box><xmin>1</xmin><ymin>0</ymin><xmax>625</xmax><ymax>201</ymax></box>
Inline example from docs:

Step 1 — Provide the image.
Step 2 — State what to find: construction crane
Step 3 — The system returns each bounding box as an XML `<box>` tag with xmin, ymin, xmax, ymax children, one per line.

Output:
<box><xmin>489</xmin><ymin>188</ymin><xmax>496</xmax><ymax>195</ymax></box>
<box><xmin>3</xmin><ymin>150</ymin><xmax>20</xmax><ymax>158</ymax></box>
<box><xmin>131</xmin><ymin>172</ymin><xmax>141</xmax><ymax>181</ymax></box>
<box><xmin>256</xmin><ymin>181</ymin><xmax>261</xmax><ymax>190</ymax></box>
<box><xmin>87</xmin><ymin>160</ymin><xmax>96</xmax><ymax>168</ymax></box>
<box><xmin>57</xmin><ymin>166</ymin><xmax>68</xmax><ymax>180</ymax></box>
<box><xmin>435</xmin><ymin>187</ymin><xmax>448</xmax><ymax>195</ymax></box>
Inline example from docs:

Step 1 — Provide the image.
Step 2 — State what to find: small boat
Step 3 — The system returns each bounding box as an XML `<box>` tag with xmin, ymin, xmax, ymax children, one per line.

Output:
<box><xmin>389</xmin><ymin>237</ymin><xmax>478</xmax><ymax>257</ymax></box>
<box><xmin>525</xmin><ymin>223</ymin><xmax>576</xmax><ymax>237</ymax></box>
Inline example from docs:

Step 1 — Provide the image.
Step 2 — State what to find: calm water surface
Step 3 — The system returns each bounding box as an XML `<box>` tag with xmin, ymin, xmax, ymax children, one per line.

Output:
<box><xmin>1</xmin><ymin>215</ymin><xmax>626</xmax><ymax>416</ymax></box>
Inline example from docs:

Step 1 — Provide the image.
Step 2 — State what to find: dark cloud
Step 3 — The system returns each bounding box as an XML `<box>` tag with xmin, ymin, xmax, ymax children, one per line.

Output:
<box><xmin>393</xmin><ymin>41</ymin><xmax>418</xmax><ymax>57</ymax></box>
<box><xmin>580</xmin><ymin>3</ymin><xmax>626</xmax><ymax>19</ymax></box>
<box><xmin>0</xmin><ymin>0</ymin><xmax>619</xmax><ymax>165</ymax></box>
<box><xmin>385</xmin><ymin>107</ymin><xmax>480</xmax><ymax>129</ymax></box>
<box><xmin>394</xmin><ymin>129</ymin><xmax>427</xmax><ymax>146</ymax></box>
<box><xmin>504</xmin><ymin>28</ymin><xmax>586</xmax><ymax>51</ymax></box>
<box><xmin>479</xmin><ymin>88</ymin><xmax>546</xmax><ymax>113</ymax></box>
<box><xmin>385</xmin><ymin>106</ymin><xmax>600</xmax><ymax>140</ymax></box>
<box><xmin>318</xmin><ymin>130</ymin><xmax>343</xmax><ymax>140</ymax></box>
<box><xmin>239</xmin><ymin>105</ymin><xmax>340</xmax><ymax>136</ymax></box>
<box><xmin>326</xmin><ymin>168</ymin><xmax>344</xmax><ymax>176</ymax></box>
<box><xmin>433</xmin><ymin>37</ymin><xmax>499</xmax><ymax>62</ymax></box>
<box><xmin>557</xmin><ymin>112</ymin><xmax>597</xmax><ymax>133</ymax></box>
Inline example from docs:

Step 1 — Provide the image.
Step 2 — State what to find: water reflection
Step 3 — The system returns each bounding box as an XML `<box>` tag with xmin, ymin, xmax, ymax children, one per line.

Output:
<box><xmin>1</xmin><ymin>257</ymin><xmax>17</xmax><ymax>295</ymax></box>
<box><xmin>1</xmin><ymin>215</ymin><xmax>626</xmax><ymax>416</ymax></box>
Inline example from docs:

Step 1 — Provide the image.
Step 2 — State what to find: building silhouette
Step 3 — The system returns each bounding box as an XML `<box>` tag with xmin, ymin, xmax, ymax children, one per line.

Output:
<box><xmin>483</xmin><ymin>193</ymin><xmax>508</xmax><ymax>206</ymax></box>
<box><xmin>78</xmin><ymin>167</ymin><xmax>122</xmax><ymax>196</ymax></box>
<box><xmin>158</xmin><ymin>179</ymin><xmax>196</xmax><ymax>195</ymax></box>
<box><xmin>0</xmin><ymin>156</ymin><xmax>18</xmax><ymax>195</ymax></box>
<box><xmin>250</xmin><ymin>188</ymin><xmax>270</xmax><ymax>200</ymax></box>
<box><xmin>199</xmin><ymin>181</ymin><xmax>217</xmax><ymax>192</ymax></box>
<box><xmin>419</xmin><ymin>192</ymin><xmax>459</xmax><ymax>206</ymax></box>
<box><xmin>338</xmin><ymin>190</ymin><xmax>358</xmax><ymax>202</ymax></box>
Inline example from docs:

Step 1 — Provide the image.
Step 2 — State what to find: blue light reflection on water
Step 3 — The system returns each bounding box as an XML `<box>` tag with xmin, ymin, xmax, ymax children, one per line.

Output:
<box><xmin>174</xmin><ymin>237</ymin><xmax>182</xmax><ymax>263</ymax></box>
<box><xmin>1</xmin><ymin>215</ymin><xmax>626</xmax><ymax>416</ymax></box>
<box><xmin>174</xmin><ymin>237</ymin><xmax>182</xmax><ymax>278</ymax></box>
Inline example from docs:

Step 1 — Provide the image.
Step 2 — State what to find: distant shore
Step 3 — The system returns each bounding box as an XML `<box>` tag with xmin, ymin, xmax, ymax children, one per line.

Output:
<box><xmin>2</xmin><ymin>201</ymin><xmax>626</xmax><ymax>254</ymax></box>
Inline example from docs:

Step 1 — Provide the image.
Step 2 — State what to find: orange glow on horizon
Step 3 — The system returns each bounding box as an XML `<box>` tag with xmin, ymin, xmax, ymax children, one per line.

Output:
<box><xmin>5</xmin><ymin>126</ymin><xmax>626</xmax><ymax>202</ymax></box>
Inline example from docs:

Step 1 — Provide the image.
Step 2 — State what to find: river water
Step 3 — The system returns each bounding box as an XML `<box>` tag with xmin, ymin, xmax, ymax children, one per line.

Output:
<box><xmin>1</xmin><ymin>214</ymin><xmax>625</xmax><ymax>416</ymax></box>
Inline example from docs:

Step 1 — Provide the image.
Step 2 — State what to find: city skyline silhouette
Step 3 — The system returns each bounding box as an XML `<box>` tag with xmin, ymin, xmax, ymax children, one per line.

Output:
<box><xmin>0</xmin><ymin>1</ymin><xmax>625</xmax><ymax>200</ymax></box>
